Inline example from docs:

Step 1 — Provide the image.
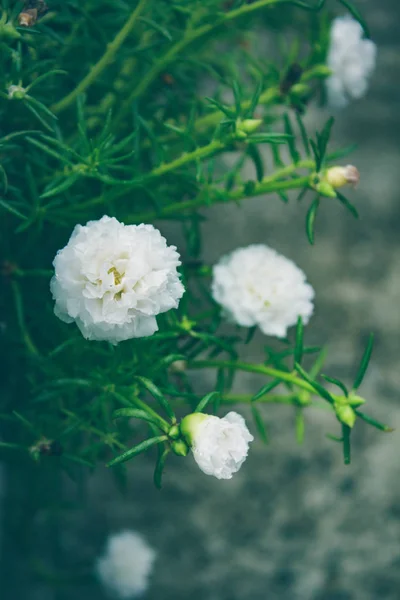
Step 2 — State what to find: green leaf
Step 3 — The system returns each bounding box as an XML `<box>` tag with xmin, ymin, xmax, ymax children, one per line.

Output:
<box><xmin>294</xmin><ymin>363</ymin><xmax>335</xmax><ymax>404</ymax></box>
<box><xmin>245</xmin><ymin>79</ymin><xmax>263</xmax><ymax>118</ymax></box>
<box><xmin>354</xmin><ymin>410</ymin><xmax>394</xmax><ymax>432</ymax></box>
<box><xmin>106</xmin><ymin>436</ymin><xmax>167</xmax><ymax>468</ymax></box>
<box><xmin>244</xmin><ymin>325</ymin><xmax>257</xmax><ymax>345</ymax></box>
<box><xmin>337</xmin><ymin>0</ymin><xmax>371</xmax><ymax>37</ymax></box>
<box><xmin>309</xmin><ymin>348</ymin><xmax>328</xmax><ymax>379</ymax></box>
<box><xmin>40</xmin><ymin>175</ymin><xmax>80</xmax><ymax>199</ymax></box>
<box><xmin>251</xmin><ymin>404</ymin><xmax>268</xmax><ymax>444</ymax></box>
<box><xmin>353</xmin><ymin>333</ymin><xmax>374</xmax><ymax>389</ymax></box>
<box><xmin>336</xmin><ymin>191</ymin><xmax>359</xmax><ymax>219</ymax></box>
<box><xmin>0</xmin><ymin>198</ymin><xmax>28</xmax><ymax>220</ymax></box>
<box><xmin>247</xmin><ymin>133</ymin><xmax>292</xmax><ymax>144</ymax></box>
<box><xmin>247</xmin><ymin>144</ymin><xmax>264</xmax><ymax>182</ymax></box>
<box><xmin>295</xmin><ymin>112</ymin><xmax>310</xmax><ymax>156</ymax></box>
<box><xmin>154</xmin><ymin>448</ymin><xmax>170</xmax><ymax>489</ymax></box>
<box><xmin>342</xmin><ymin>424</ymin><xmax>351</xmax><ymax>465</ymax></box>
<box><xmin>204</xmin><ymin>97</ymin><xmax>235</xmax><ymax>119</ymax></box>
<box><xmin>306</xmin><ymin>196</ymin><xmax>320</xmax><ymax>245</ymax></box>
<box><xmin>232</xmin><ymin>80</ymin><xmax>242</xmax><ymax>116</ymax></box>
<box><xmin>294</xmin><ymin>316</ymin><xmax>304</xmax><ymax>366</ymax></box>
<box><xmin>112</xmin><ymin>408</ymin><xmax>165</xmax><ymax>430</ymax></box>
<box><xmin>138</xmin><ymin>16</ymin><xmax>173</xmax><ymax>40</ymax></box>
<box><xmin>252</xmin><ymin>378</ymin><xmax>281</xmax><ymax>401</ymax></box>
<box><xmin>195</xmin><ymin>391</ymin><xmax>220</xmax><ymax>413</ymax></box>
<box><xmin>135</xmin><ymin>376</ymin><xmax>175</xmax><ymax>420</ymax></box>
<box><xmin>316</xmin><ymin>117</ymin><xmax>334</xmax><ymax>169</ymax></box>
<box><xmin>284</xmin><ymin>113</ymin><xmax>300</xmax><ymax>163</ymax></box>
<box><xmin>326</xmin><ymin>433</ymin><xmax>343</xmax><ymax>443</ymax></box>
<box><xmin>320</xmin><ymin>374</ymin><xmax>348</xmax><ymax>397</ymax></box>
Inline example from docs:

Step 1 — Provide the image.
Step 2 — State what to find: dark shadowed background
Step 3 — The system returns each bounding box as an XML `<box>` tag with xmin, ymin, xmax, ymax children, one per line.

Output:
<box><xmin>1</xmin><ymin>0</ymin><xmax>400</xmax><ymax>598</ymax></box>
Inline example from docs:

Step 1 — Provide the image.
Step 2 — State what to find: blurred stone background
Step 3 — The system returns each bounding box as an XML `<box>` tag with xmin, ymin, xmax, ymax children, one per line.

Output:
<box><xmin>2</xmin><ymin>0</ymin><xmax>400</xmax><ymax>598</ymax></box>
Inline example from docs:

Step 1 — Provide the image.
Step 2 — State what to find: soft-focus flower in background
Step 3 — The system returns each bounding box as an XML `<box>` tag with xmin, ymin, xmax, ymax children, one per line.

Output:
<box><xmin>211</xmin><ymin>244</ymin><xmax>314</xmax><ymax>338</ymax></box>
<box><xmin>326</xmin><ymin>15</ymin><xmax>377</xmax><ymax>108</ymax></box>
<box><xmin>51</xmin><ymin>216</ymin><xmax>184</xmax><ymax>343</ymax></box>
<box><xmin>180</xmin><ymin>412</ymin><xmax>254</xmax><ymax>479</ymax></box>
<box><xmin>96</xmin><ymin>530</ymin><xmax>156</xmax><ymax>599</ymax></box>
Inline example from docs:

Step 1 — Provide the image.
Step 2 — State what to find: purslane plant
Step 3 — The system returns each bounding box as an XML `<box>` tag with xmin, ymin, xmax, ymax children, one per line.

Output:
<box><xmin>0</xmin><ymin>0</ymin><xmax>390</xmax><ymax>500</ymax></box>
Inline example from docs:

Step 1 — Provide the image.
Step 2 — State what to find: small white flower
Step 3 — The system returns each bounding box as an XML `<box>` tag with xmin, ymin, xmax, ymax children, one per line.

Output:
<box><xmin>181</xmin><ymin>412</ymin><xmax>254</xmax><ymax>480</ymax></box>
<box><xmin>326</xmin><ymin>15</ymin><xmax>377</xmax><ymax>108</ymax></box>
<box><xmin>211</xmin><ymin>244</ymin><xmax>314</xmax><ymax>338</ymax></box>
<box><xmin>51</xmin><ymin>216</ymin><xmax>184</xmax><ymax>343</ymax></box>
<box><xmin>96</xmin><ymin>531</ymin><xmax>156</xmax><ymax>599</ymax></box>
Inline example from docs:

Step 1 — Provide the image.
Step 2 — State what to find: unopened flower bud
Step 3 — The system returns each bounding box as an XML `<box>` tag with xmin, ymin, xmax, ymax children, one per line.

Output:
<box><xmin>168</xmin><ymin>424</ymin><xmax>180</xmax><ymax>440</ymax></box>
<box><xmin>326</xmin><ymin>165</ymin><xmax>360</xmax><ymax>189</ymax></box>
<box><xmin>169</xmin><ymin>359</ymin><xmax>187</xmax><ymax>373</ymax></box>
<box><xmin>334</xmin><ymin>403</ymin><xmax>356</xmax><ymax>428</ymax></box>
<box><xmin>8</xmin><ymin>85</ymin><xmax>26</xmax><ymax>100</ymax></box>
<box><xmin>18</xmin><ymin>9</ymin><xmax>38</xmax><ymax>27</ymax></box>
<box><xmin>171</xmin><ymin>439</ymin><xmax>189</xmax><ymax>457</ymax></box>
<box><xmin>309</xmin><ymin>173</ymin><xmax>336</xmax><ymax>198</ymax></box>
<box><xmin>348</xmin><ymin>393</ymin><xmax>365</xmax><ymax>408</ymax></box>
<box><xmin>236</xmin><ymin>118</ymin><xmax>263</xmax><ymax>136</ymax></box>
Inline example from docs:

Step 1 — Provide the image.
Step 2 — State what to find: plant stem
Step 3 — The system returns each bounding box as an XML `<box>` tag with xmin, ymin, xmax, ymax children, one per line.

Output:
<box><xmin>129</xmin><ymin>175</ymin><xmax>311</xmax><ymax>223</ymax></box>
<box><xmin>11</xmin><ymin>280</ymin><xmax>39</xmax><ymax>357</ymax></box>
<box><xmin>195</xmin><ymin>87</ymin><xmax>281</xmax><ymax>133</ymax></box>
<box><xmin>188</xmin><ymin>359</ymin><xmax>337</xmax><ymax>398</ymax></box>
<box><xmin>113</xmin><ymin>0</ymin><xmax>293</xmax><ymax>128</ymax></box>
<box><xmin>51</xmin><ymin>0</ymin><xmax>150</xmax><ymax>114</ymax></box>
<box><xmin>145</xmin><ymin>139</ymin><xmax>226</xmax><ymax>179</ymax></box>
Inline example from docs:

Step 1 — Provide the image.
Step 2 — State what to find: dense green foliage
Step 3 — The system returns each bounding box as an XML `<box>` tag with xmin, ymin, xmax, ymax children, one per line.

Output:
<box><xmin>0</xmin><ymin>0</ymin><xmax>391</xmax><ymax>489</ymax></box>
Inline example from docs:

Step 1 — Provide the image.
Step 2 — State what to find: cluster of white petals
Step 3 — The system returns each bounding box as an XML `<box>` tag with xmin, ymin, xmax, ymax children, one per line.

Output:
<box><xmin>326</xmin><ymin>15</ymin><xmax>377</xmax><ymax>108</ymax></box>
<box><xmin>211</xmin><ymin>244</ymin><xmax>314</xmax><ymax>338</ymax></box>
<box><xmin>51</xmin><ymin>216</ymin><xmax>184</xmax><ymax>343</ymax></box>
<box><xmin>96</xmin><ymin>531</ymin><xmax>156</xmax><ymax>599</ymax></box>
<box><xmin>181</xmin><ymin>412</ymin><xmax>254</xmax><ymax>480</ymax></box>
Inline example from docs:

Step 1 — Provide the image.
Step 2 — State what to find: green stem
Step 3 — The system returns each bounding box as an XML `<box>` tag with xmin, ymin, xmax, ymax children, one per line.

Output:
<box><xmin>194</xmin><ymin>88</ymin><xmax>280</xmax><ymax>133</ymax></box>
<box><xmin>116</xmin><ymin>388</ymin><xmax>170</xmax><ymax>432</ymax></box>
<box><xmin>145</xmin><ymin>139</ymin><xmax>225</xmax><ymax>179</ymax></box>
<box><xmin>11</xmin><ymin>280</ymin><xmax>39</xmax><ymax>357</ymax></box>
<box><xmin>114</xmin><ymin>0</ymin><xmax>296</xmax><ymax>128</ymax></box>
<box><xmin>223</xmin><ymin>393</ymin><xmax>299</xmax><ymax>404</ymax></box>
<box><xmin>188</xmin><ymin>359</ymin><xmax>329</xmax><ymax>396</ymax></box>
<box><xmin>51</xmin><ymin>0</ymin><xmax>150</xmax><ymax>114</ymax></box>
<box><xmin>129</xmin><ymin>175</ymin><xmax>311</xmax><ymax>223</ymax></box>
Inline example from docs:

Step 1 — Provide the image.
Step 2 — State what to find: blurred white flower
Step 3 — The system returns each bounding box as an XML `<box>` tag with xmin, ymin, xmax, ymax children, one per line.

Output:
<box><xmin>181</xmin><ymin>412</ymin><xmax>254</xmax><ymax>480</ymax></box>
<box><xmin>326</xmin><ymin>15</ymin><xmax>377</xmax><ymax>108</ymax></box>
<box><xmin>96</xmin><ymin>530</ymin><xmax>156</xmax><ymax>599</ymax></box>
<box><xmin>211</xmin><ymin>244</ymin><xmax>314</xmax><ymax>338</ymax></box>
<box><xmin>51</xmin><ymin>216</ymin><xmax>184</xmax><ymax>343</ymax></box>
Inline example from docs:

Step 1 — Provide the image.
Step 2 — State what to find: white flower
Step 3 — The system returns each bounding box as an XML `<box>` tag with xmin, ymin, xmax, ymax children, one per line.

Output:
<box><xmin>326</xmin><ymin>15</ymin><xmax>377</xmax><ymax>108</ymax></box>
<box><xmin>181</xmin><ymin>412</ymin><xmax>254</xmax><ymax>480</ymax></box>
<box><xmin>96</xmin><ymin>530</ymin><xmax>156</xmax><ymax>599</ymax></box>
<box><xmin>211</xmin><ymin>244</ymin><xmax>314</xmax><ymax>338</ymax></box>
<box><xmin>51</xmin><ymin>216</ymin><xmax>184</xmax><ymax>343</ymax></box>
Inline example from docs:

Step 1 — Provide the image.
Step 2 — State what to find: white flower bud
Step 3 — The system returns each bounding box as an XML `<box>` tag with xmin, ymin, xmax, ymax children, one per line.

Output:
<box><xmin>96</xmin><ymin>531</ymin><xmax>156</xmax><ymax>599</ymax></box>
<box><xmin>50</xmin><ymin>216</ymin><xmax>184</xmax><ymax>344</ymax></box>
<box><xmin>326</xmin><ymin>165</ymin><xmax>360</xmax><ymax>188</ymax></box>
<box><xmin>8</xmin><ymin>85</ymin><xmax>26</xmax><ymax>100</ymax></box>
<box><xmin>180</xmin><ymin>412</ymin><xmax>254</xmax><ymax>480</ymax></box>
<box><xmin>211</xmin><ymin>244</ymin><xmax>314</xmax><ymax>338</ymax></box>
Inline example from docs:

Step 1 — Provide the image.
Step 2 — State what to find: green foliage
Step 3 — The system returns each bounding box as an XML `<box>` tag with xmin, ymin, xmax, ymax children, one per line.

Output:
<box><xmin>0</xmin><ymin>0</ymin><xmax>391</xmax><ymax>497</ymax></box>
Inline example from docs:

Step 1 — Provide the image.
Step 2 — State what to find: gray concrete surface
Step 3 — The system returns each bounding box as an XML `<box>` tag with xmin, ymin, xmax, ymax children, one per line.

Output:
<box><xmin>2</xmin><ymin>0</ymin><xmax>400</xmax><ymax>598</ymax></box>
